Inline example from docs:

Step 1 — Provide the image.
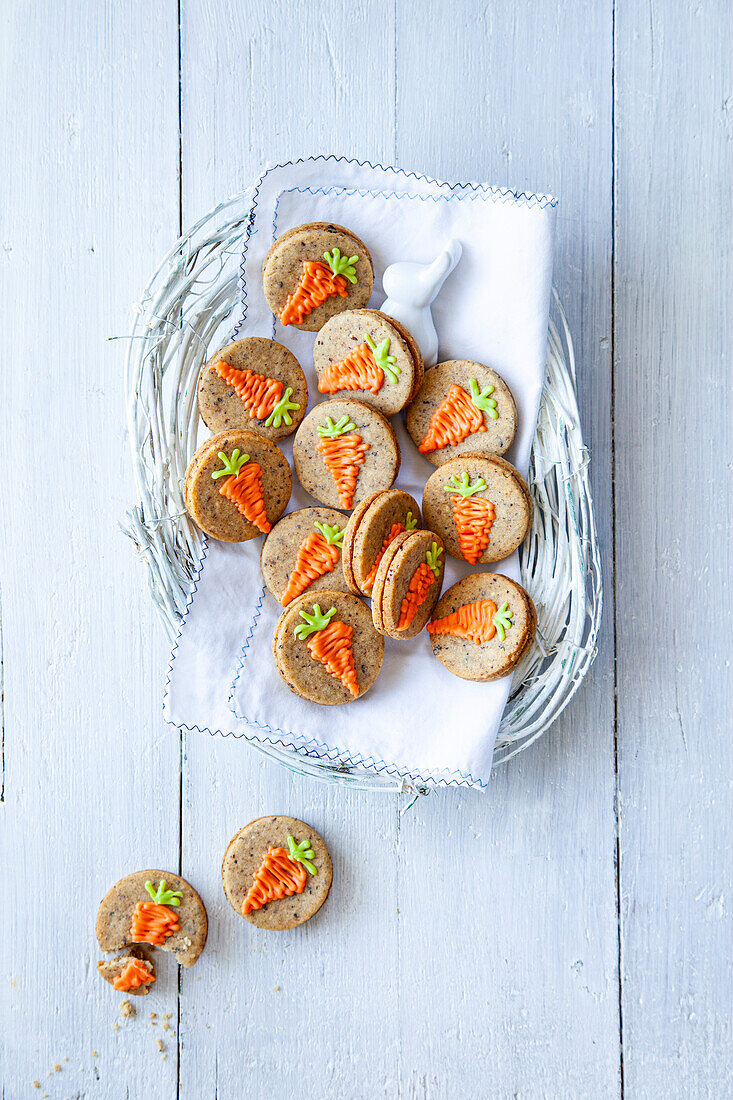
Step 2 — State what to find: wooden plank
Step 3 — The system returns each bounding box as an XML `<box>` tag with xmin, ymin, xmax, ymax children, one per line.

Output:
<box><xmin>178</xmin><ymin>2</ymin><xmax>402</xmax><ymax>1097</ymax></box>
<box><xmin>614</xmin><ymin>1</ymin><xmax>733</xmax><ymax>1094</ymax></box>
<box><xmin>0</xmin><ymin>0</ymin><xmax>180</xmax><ymax>1094</ymax></box>
<box><xmin>395</xmin><ymin>1</ymin><xmax>619</xmax><ymax>1094</ymax></box>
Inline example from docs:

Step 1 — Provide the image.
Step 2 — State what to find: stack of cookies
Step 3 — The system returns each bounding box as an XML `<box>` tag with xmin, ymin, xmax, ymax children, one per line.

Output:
<box><xmin>184</xmin><ymin>222</ymin><xmax>537</xmax><ymax>705</ymax></box>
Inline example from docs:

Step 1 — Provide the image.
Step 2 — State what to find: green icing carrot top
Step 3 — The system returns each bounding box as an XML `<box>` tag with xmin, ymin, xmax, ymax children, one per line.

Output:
<box><xmin>324</xmin><ymin>248</ymin><xmax>358</xmax><ymax>284</ymax></box>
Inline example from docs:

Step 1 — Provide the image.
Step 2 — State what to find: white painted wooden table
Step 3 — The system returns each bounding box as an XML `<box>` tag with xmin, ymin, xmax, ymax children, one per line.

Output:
<box><xmin>1</xmin><ymin>2</ymin><xmax>731</xmax><ymax>1096</ymax></box>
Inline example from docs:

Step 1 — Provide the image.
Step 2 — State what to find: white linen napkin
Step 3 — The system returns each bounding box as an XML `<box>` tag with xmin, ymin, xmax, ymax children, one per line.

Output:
<box><xmin>164</xmin><ymin>156</ymin><xmax>556</xmax><ymax>788</ymax></box>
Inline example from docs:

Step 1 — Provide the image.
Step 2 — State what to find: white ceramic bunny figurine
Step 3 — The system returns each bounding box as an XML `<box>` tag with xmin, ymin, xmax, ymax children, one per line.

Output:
<box><xmin>381</xmin><ymin>239</ymin><xmax>462</xmax><ymax>367</ymax></box>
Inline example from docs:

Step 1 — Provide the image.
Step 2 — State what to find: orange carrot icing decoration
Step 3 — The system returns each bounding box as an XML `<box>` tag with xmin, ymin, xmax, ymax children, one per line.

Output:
<box><xmin>295</xmin><ymin>603</ymin><xmax>359</xmax><ymax>698</ymax></box>
<box><xmin>280</xmin><ymin>248</ymin><xmax>358</xmax><ymax>326</ymax></box>
<box><xmin>212</xmin><ymin>448</ymin><xmax>270</xmax><ymax>533</ymax></box>
<box><xmin>130</xmin><ymin>880</ymin><xmax>182</xmax><ymax>946</ymax></box>
<box><xmin>397</xmin><ymin>543</ymin><xmax>443</xmax><ymax>630</ymax></box>
<box><xmin>316</xmin><ymin>415</ymin><xmax>369</xmax><ymax>510</ymax></box>
<box><xmin>242</xmin><ymin>835</ymin><xmax>317</xmax><ymax>915</ymax></box>
<box><xmin>212</xmin><ymin>361</ymin><xmax>300</xmax><ymax>428</ymax></box>
<box><xmin>362</xmin><ymin>511</ymin><xmax>418</xmax><ymax>594</ymax></box>
<box><xmin>418</xmin><ymin>380</ymin><xmax>498</xmax><ymax>454</ymax></box>
<box><xmin>112</xmin><ymin>958</ymin><xmax>155</xmax><ymax>992</ymax></box>
<box><xmin>281</xmin><ymin>521</ymin><xmax>344</xmax><ymax>606</ymax></box>
<box><xmin>445</xmin><ymin>472</ymin><xmax>495</xmax><ymax>564</ymax></box>
<box><xmin>318</xmin><ymin>334</ymin><xmax>399</xmax><ymax>396</ymax></box>
<box><xmin>427</xmin><ymin>599</ymin><xmax>514</xmax><ymax>645</ymax></box>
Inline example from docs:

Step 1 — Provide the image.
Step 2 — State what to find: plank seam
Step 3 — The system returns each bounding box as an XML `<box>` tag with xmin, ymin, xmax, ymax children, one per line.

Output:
<box><xmin>611</xmin><ymin>0</ymin><xmax>625</xmax><ymax>1096</ymax></box>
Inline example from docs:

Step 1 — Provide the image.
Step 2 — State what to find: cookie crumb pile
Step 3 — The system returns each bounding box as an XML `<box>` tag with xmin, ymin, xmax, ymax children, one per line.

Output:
<box><xmin>181</xmin><ymin>219</ymin><xmax>536</xmax><ymax>702</ymax></box>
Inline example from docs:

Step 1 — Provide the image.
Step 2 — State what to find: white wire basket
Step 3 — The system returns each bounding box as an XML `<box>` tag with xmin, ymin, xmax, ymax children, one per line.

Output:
<box><xmin>123</xmin><ymin>189</ymin><xmax>602</xmax><ymax>789</ymax></box>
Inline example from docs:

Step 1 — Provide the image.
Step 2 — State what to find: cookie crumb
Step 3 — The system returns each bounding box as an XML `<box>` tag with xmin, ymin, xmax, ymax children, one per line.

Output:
<box><xmin>53</xmin><ymin>1064</ymin><xmax>61</xmax><ymax>1072</ymax></box>
<box><xmin>156</xmin><ymin>1038</ymin><xmax>165</xmax><ymax>1052</ymax></box>
<box><xmin>120</xmin><ymin>999</ymin><xmax>134</xmax><ymax>1018</ymax></box>
<box><xmin>162</xmin><ymin>1022</ymin><xmax>170</xmax><ymax>1031</ymax></box>
<box><xmin>112</xmin><ymin>1022</ymin><xmax>120</xmax><ymax>1031</ymax></box>
<box><xmin>163</xmin><ymin>1012</ymin><xmax>172</xmax><ymax>1020</ymax></box>
<box><xmin>162</xmin><ymin>1052</ymin><xmax>168</xmax><ymax>1060</ymax></box>
<box><xmin>63</xmin><ymin>1056</ymin><xmax>68</xmax><ymax>1062</ymax></box>
<box><xmin>32</xmin><ymin>1083</ymin><xmax>40</xmax><ymax>1090</ymax></box>
<box><xmin>274</xmin><ymin>985</ymin><xmax>281</xmax><ymax>991</ymax></box>
<box><xmin>92</xmin><ymin>1051</ymin><xmax>98</xmax><ymax>1058</ymax></box>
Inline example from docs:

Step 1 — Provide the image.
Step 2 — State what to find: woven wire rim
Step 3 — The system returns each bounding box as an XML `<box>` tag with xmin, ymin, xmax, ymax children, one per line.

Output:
<box><xmin>123</xmin><ymin>189</ymin><xmax>602</xmax><ymax>788</ymax></box>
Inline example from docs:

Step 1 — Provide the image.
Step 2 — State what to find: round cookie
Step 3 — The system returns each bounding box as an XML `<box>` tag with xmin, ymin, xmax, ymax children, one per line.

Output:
<box><xmin>222</xmin><ymin>815</ymin><xmax>333</xmax><ymax>931</ymax></box>
<box><xmin>96</xmin><ymin>871</ymin><xmax>208</xmax><ymax>968</ymax></box>
<box><xmin>263</xmin><ymin>223</ymin><xmax>374</xmax><ymax>332</ymax></box>
<box><xmin>184</xmin><ymin>429</ymin><xmax>291</xmax><ymax>542</ymax></box>
<box><xmin>427</xmin><ymin>572</ymin><xmax>537</xmax><ymax>681</ymax></box>
<box><xmin>406</xmin><ymin>360</ymin><xmax>517</xmax><ymax>466</ymax></box>
<box><xmin>292</xmin><ymin>399</ymin><xmax>400</xmax><ymax>512</ymax></box>
<box><xmin>422</xmin><ymin>453</ymin><xmax>532</xmax><ymax>564</ymax></box>
<box><xmin>371</xmin><ymin>530</ymin><xmax>445</xmax><ymax>639</ymax></box>
<box><xmin>260</xmin><ymin>506</ymin><xmax>351</xmax><ymax>606</ymax></box>
<box><xmin>313</xmin><ymin>309</ymin><xmax>421</xmax><ymax>415</ymax></box>
<box><xmin>273</xmin><ymin>589</ymin><xmax>384</xmax><ymax>705</ymax></box>
<box><xmin>342</xmin><ymin>489</ymin><xmax>422</xmax><ymax>596</ymax></box>
<box><xmin>197</xmin><ymin>337</ymin><xmax>307</xmax><ymax>441</ymax></box>
<box><xmin>97</xmin><ymin>947</ymin><xmax>155</xmax><ymax>996</ymax></box>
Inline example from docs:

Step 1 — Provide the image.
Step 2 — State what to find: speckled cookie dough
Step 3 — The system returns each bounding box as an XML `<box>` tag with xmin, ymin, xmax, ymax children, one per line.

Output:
<box><xmin>371</xmin><ymin>529</ymin><xmax>445</xmax><ymax>640</ymax></box>
<box><xmin>313</xmin><ymin>309</ymin><xmax>421</xmax><ymax>416</ymax></box>
<box><xmin>184</xmin><ymin>429</ymin><xmax>291</xmax><ymax>542</ymax></box>
<box><xmin>422</xmin><ymin>453</ymin><xmax>532</xmax><ymax>564</ymax></box>
<box><xmin>292</xmin><ymin>399</ymin><xmax>400</xmax><ymax>511</ymax></box>
<box><xmin>263</xmin><ymin>223</ymin><xmax>374</xmax><ymax>332</ymax></box>
<box><xmin>97</xmin><ymin>947</ymin><xmax>155</xmax><ymax>996</ymax></box>
<box><xmin>197</xmin><ymin>337</ymin><xmax>307</xmax><ymax>441</ymax></box>
<box><xmin>273</xmin><ymin>589</ymin><xmax>384</xmax><ymax>705</ymax></box>
<box><xmin>406</xmin><ymin>360</ymin><xmax>517</xmax><ymax>466</ymax></box>
<box><xmin>260</xmin><ymin>506</ymin><xmax>350</xmax><ymax>606</ymax></box>
<box><xmin>427</xmin><ymin>572</ymin><xmax>537</xmax><ymax>681</ymax></box>
<box><xmin>222</xmin><ymin>815</ymin><xmax>333</xmax><ymax>930</ymax></box>
<box><xmin>341</xmin><ymin>489</ymin><xmax>422</xmax><ymax>596</ymax></box>
<box><xmin>96</xmin><ymin>870</ymin><xmax>208</xmax><ymax>968</ymax></box>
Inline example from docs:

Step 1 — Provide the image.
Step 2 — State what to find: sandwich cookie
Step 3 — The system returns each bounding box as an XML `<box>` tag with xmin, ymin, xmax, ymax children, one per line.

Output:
<box><xmin>96</xmin><ymin>871</ymin><xmax>207</xmax><ymax>970</ymax></box>
<box><xmin>313</xmin><ymin>308</ymin><xmax>423</xmax><ymax>415</ymax></box>
<box><xmin>260</xmin><ymin>506</ymin><xmax>350</xmax><ymax>607</ymax></box>
<box><xmin>263</xmin><ymin>222</ymin><xmax>374</xmax><ymax>331</ymax></box>
<box><xmin>406</xmin><ymin>360</ymin><xmax>517</xmax><ymax>465</ymax></box>
<box><xmin>222</xmin><ymin>816</ymin><xmax>333</xmax><ymax>931</ymax></box>
<box><xmin>341</xmin><ymin>489</ymin><xmax>422</xmax><ymax>596</ymax></box>
<box><xmin>272</xmin><ymin>590</ymin><xmax>384</xmax><ymax>705</ymax></box>
<box><xmin>184</xmin><ymin>429</ymin><xmax>291</xmax><ymax>542</ymax></box>
<box><xmin>292</xmin><ymin>399</ymin><xmax>400</xmax><ymax>512</ymax></box>
<box><xmin>422</xmin><ymin>453</ymin><xmax>531</xmax><ymax>564</ymax></box>
<box><xmin>427</xmin><ymin>572</ymin><xmax>537</xmax><ymax>681</ymax></box>
<box><xmin>371</xmin><ymin>529</ymin><xmax>445</xmax><ymax>640</ymax></box>
<box><xmin>197</xmin><ymin>337</ymin><xmax>307</xmax><ymax>441</ymax></box>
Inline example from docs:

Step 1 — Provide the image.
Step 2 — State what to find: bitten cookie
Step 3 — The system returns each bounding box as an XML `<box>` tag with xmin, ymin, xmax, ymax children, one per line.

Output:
<box><xmin>422</xmin><ymin>453</ymin><xmax>532</xmax><ymax>564</ymax></box>
<box><xmin>272</xmin><ymin>590</ymin><xmax>384</xmax><ymax>705</ymax></box>
<box><xmin>222</xmin><ymin>815</ymin><xmax>333</xmax><ymax>931</ymax></box>
<box><xmin>184</xmin><ymin>429</ymin><xmax>291</xmax><ymax>542</ymax></box>
<box><xmin>292</xmin><ymin>399</ymin><xmax>400</xmax><ymax>511</ymax></box>
<box><xmin>197</xmin><ymin>337</ymin><xmax>307</xmax><ymax>441</ymax></box>
<box><xmin>263</xmin><ymin>223</ymin><xmax>374</xmax><ymax>331</ymax></box>
<box><xmin>342</xmin><ymin>489</ymin><xmax>422</xmax><ymax>596</ymax></box>
<box><xmin>427</xmin><ymin>572</ymin><xmax>537</xmax><ymax>681</ymax></box>
<box><xmin>313</xmin><ymin>309</ymin><xmax>423</xmax><ymax>415</ymax></box>
<box><xmin>260</xmin><ymin>507</ymin><xmax>350</xmax><ymax>606</ymax></box>
<box><xmin>406</xmin><ymin>360</ymin><xmax>517</xmax><ymax>465</ymax></box>
<box><xmin>96</xmin><ymin>871</ymin><xmax>208</xmax><ymax>968</ymax></box>
<box><xmin>371</xmin><ymin>530</ymin><xmax>445</xmax><ymax>640</ymax></box>
<box><xmin>97</xmin><ymin>947</ymin><xmax>155</xmax><ymax>996</ymax></box>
